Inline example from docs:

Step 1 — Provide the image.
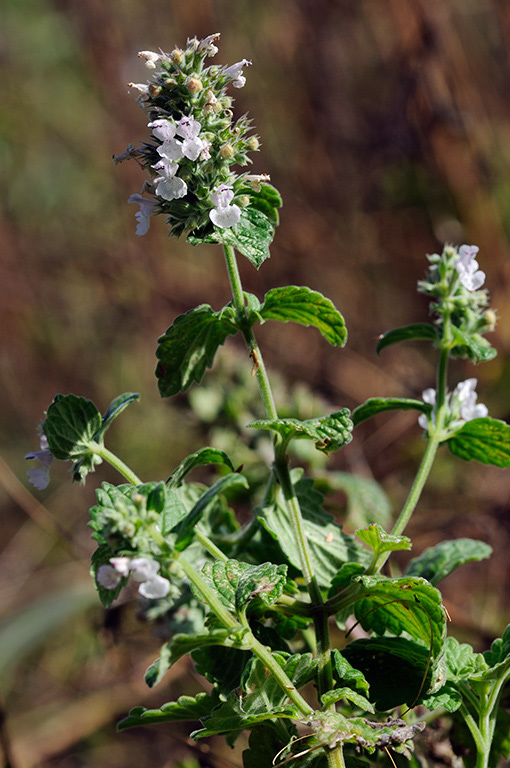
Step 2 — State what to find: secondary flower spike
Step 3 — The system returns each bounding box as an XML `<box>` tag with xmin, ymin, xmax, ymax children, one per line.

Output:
<box><xmin>25</xmin><ymin>434</ymin><xmax>54</xmax><ymax>490</ymax></box>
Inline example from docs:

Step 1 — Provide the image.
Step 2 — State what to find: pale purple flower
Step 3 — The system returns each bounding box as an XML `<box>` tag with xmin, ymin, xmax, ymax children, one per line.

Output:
<box><xmin>97</xmin><ymin>564</ymin><xmax>122</xmax><ymax>589</ymax></box>
<box><xmin>209</xmin><ymin>184</ymin><xmax>241</xmax><ymax>229</ymax></box>
<box><xmin>148</xmin><ymin>119</ymin><xmax>177</xmax><ymax>143</ymax></box>
<box><xmin>224</xmin><ymin>59</ymin><xmax>252</xmax><ymax>88</ymax></box>
<box><xmin>25</xmin><ymin>434</ymin><xmax>53</xmax><ymax>490</ymax></box>
<box><xmin>198</xmin><ymin>33</ymin><xmax>220</xmax><ymax>56</ymax></box>
<box><xmin>175</xmin><ymin>116</ymin><xmax>210</xmax><ymax>161</ymax></box>
<box><xmin>130</xmin><ymin>557</ymin><xmax>160</xmax><ymax>582</ymax></box>
<box><xmin>154</xmin><ymin>175</ymin><xmax>187</xmax><ymax>201</ymax></box>
<box><xmin>128</xmin><ymin>194</ymin><xmax>157</xmax><ymax>236</ymax></box>
<box><xmin>109</xmin><ymin>556</ymin><xmax>131</xmax><ymax>577</ymax></box>
<box><xmin>453</xmin><ymin>378</ymin><xmax>488</xmax><ymax>420</ymax></box>
<box><xmin>138</xmin><ymin>50</ymin><xmax>165</xmax><ymax>70</ymax></box>
<box><xmin>139</xmin><ymin>574</ymin><xmax>171</xmax><ymax>599</ymax></box>
<box><xmin>455</xmin><ymin>245</ymin><xmax>485</xmax><ymax>291</ymax></box>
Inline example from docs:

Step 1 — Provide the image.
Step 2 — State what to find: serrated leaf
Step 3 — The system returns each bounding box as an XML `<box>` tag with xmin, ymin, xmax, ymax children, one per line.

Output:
<box><xmin>200</xmin><ymin>559</ymin><xmax>287</xmax><ymax>616</ymax></box>
<box><xmin>117</xmin><ymin>690</ymin><xmax>221</xmax><ymax>731</ymax></box>
<box><xmin>420</xmin><ymin>682</ymin><xmax>463</xmax><ymax>713</ymax></box>
<box><xmin>352</xmin><ymin>575</ymin><xmax>446</xmax><ymax>660</ymax></box>
<box><xmin>442</xmin><ymin>636</ymin><xmax>488</xmax><ymax>682</ymax></box>
<box><xmin>351</xmin><ymin>397</ymin><xmax>430</xmax><ymax>427</ymax></box>
<box><xmin>356</xmin><ymin>523</ymin><xmax>411</xmax><ymax>559</ymax></box>
<box><xmin>145</xmin><ymin>628</ymin><xmax>249</xmax><ymax>688</ymax></box>
<box><xmin>406</xmin><ymin>538</ymin><xmax>492</xmax><ymax>585</ymax></box>
<box><xmin>43</xmin><ymin>393</ymin><xmax>102</xmax><ymax>460</ymax></box>
<box><xmin>193</xmin><ymin>653</ymin><xmax>316</xmax><ymax>738</ymax></box>
<box><xmin>239</xmin><ymin>182</ymin><xmax>282</xmax><ymax>227</ymax></box>
<box><xmin>156</xmin><ymin>304</ymin><xmax>238</xmax><ymax>397</ymax></box>
<box><xmin>471</xmin><ymin>624</ymin><xmax>510</xmax><ymax>682</ymax></box>
<box><xmin>447</xmin><ymin>417</ymin><xmax>510</xmax><ymax>468</ymax></box>
<box><xmin>329</xmin><ymin>563</ymin><xmax>366</xmax><ymax>596</ymax></box>
<box><xmin>175</xmin><ymin>473</ymin><xmax>248</xmax><ymax>551</ymax></box>
<box><xmin>212</xmin><ymin>208</ymin><xmax>276</xmax><ymax>268</ymax></box>
<box><xmin>321</xmin><ymin>472</ymin><xmax>392</xmax><ymax>529</ymax></box>
<box><xmin>248</xmin><ymin>410</ymin><xmax>352</xmax><ymax>453</ymax></box>
<box><xmin>321</xmin><ymin>687</ymin><xmax>374</xmax><ymax>713</ymax></box>
<box><xmin>168</xmin><ymin>447</ymin><xmax>236</xmax><ymax>487</ymax></box>
<box><xmin>332</xmin><ymin>649</ymin><xmax>370</xmax><ymax>695</ymax></box>
<box><xmin>342</xmin><ymin>637</ymin><xmax>437</xmax><ymax>711</ymax></box>
<box><xmin>450</xmin><ymin>326</ymin><xmax>497</xmax><ymax>364</ymax></box>
<box><xmin>377</xmin><ymin>323</ymin><xmax>439</xmax><ymax>354</ymax></box>
<box><xmin>97</xmin><ymin>392</ymin><xmax>140</xmax><ymax>441</ymax></box>
<box><xmin>260</xmin><ymin>286</ymin><xmax>347</xmax><ymax>347</ymax></box>
<box><xmin>257</xmin><ymin>470</ymin><xmax>369</xmax><ymax>588</ymax></box>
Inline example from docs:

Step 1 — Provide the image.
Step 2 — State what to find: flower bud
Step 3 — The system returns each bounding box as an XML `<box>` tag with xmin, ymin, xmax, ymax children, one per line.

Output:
<box><xmin>148</xmin><ymin>83</ymin><xmax>162</xmax><ymax>98</ymax></box>
<box><xmin>246</xmin><ymin>136</ymin><xmax>259</xmax><ymax>151</ymax></box>
<box><xmin>482</xmin><ymin>309</ymin><xmax>497</xmax><ymax>332</ymax></box>
<box><xmin>187</xmin><ymin>77</ymin><xmax>203</xmax><ymax>93</ymax></box>
<box><xmin>237</xmin><ymin>195</ymin><xmax>250</xmax><ymax>207</ymax></box>
<box><xmin>171</xmin><ymin>47</ymin><xmax>184</xmax><ymax>64</ymax></box>
<box><xmin>220</xmin><ymin>143</ymin><xmax>235</xmax><ymax>159</ymax></box>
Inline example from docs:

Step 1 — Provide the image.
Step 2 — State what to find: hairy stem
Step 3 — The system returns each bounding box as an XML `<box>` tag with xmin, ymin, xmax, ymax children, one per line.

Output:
<box><xmin>327</xmin><ymin>744</ymin><xmax>346</xmax><ymax>768</ymax></box>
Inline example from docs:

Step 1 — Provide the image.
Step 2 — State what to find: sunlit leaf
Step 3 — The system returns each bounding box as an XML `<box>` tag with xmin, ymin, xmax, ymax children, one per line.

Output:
<box><xmin>351</xmin><ymin>397</ymin><xmax>430</xmax><ymax>427</ymax></box>
<box><xmin>447</xmin><ymin>417</ymin><xmax>510</xmax><ymax>468</ymax></box>
<box><xmin>248</xmin><ymin>410</ymin><xmax>352</xmax><ymax>453</ymax></box>
<box><xmin>406</xmin><ymin>538</ymin><xmax>492</xmax><ymax>585</ymax></box>
<box><xmin>260</xmin><ymin>286</ymin><xmax>347</xmax><ymax>347</ymax></box>
<box><xmin>376</xmin><ymin>323</ymin><xmax>438</xmax><ymax>354</ymax></box>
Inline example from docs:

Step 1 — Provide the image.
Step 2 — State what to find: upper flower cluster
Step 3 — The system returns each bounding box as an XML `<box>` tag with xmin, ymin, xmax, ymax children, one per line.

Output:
<box><xmin>418</xmin><ymin>244</ymin><xmax>496</xmax><ymax>363</ymax></box>
<box><xmin>117</xmin><ymin>35</ymin><xmax>269</xmax><ymax>240</ymax></box>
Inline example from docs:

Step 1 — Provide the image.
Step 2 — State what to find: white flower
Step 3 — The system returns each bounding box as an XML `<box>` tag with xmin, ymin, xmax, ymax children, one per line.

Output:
<box><xmin>129</xmin><ymin>557</ymin><xmax>160</xmax><ymax>582</ymax></box>
<box><xmin>418</xmin><ymin>388</ymin><xmax>436</xmax><ymax>430</ymax></box>
<box><xmin>224</xmin><ymin>59</ymin><xmax>252</xmax><ymax>88</ymax></box>
<box><xmin>455</xmin><ymin>245</ymin><xmax>485</xmax><ymax>291</ymax></box>
<box><xmin>109</xmin><ymin>556</ymin><xmax>131</xmax><ymax>577</ymax></box>
<box><xmin>128</xmin><ymin>194</ymin><xmax>157</xmax><ymax>236</ymax></box>
<box><xmin>25</xmin><ymin>434</ymin><xmax>53</xmax><ymax>490</ymax></box>
<box><xmin>138</xmin><ymin>50</ymin><xmax>165</xmax><ymax>70</ymax></box>
<box><xmin>209</xmin><ymin>184</ymin><xmax>241</xmax><ymax>229</ymax></box>
<box><xmin>127</xmin><ymin>82</ymin><xmax>149</xmax><ymax>105</ymax></box>
<box><xmin>198</xmin><ymin>33</ymin><xmax>220</xmax><ymax>57</ymax></box>
<box><xmin>154</xmin><ymin>175</ymin><xmax>188</xmax><ymax>201</ymax></box>
<box><xmin>453</xmin><ymin>378</ymin><xmax>488</xmax><ymax>420</ymax></box>
<box><xmin>176</xmin><ymin>116</ymin><xmax>210</xmax><ymax>161</ymax></box>
<box><xmin>97</xmin><ymin>564</ymin><xmax>121</xmax><ymax>589</ymax></box>
<box><xmin>148</xmin><ymin>119</ymin><xmax>177</xmax><ymax>143</ymax></box>
<box><xmin>139</xmin><ymin>574</ymin><xmax>171</xmax><ymax>599</ymax></box>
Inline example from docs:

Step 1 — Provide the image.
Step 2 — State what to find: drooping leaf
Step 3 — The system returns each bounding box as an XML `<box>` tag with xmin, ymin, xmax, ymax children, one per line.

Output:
<box><xmin>257</xmin><ymin>470</ymin><xmax>369</xmax><ymax>588</ymax></box>
<box><xmin>200</xmin><ymin>559</ymin><xmax>287</xmax><ymax>616</ymax></box>
<box><xmin>96</xmin><ymin>392</ymin><xmax>140</xmax><ymax>441</ymax></box>
<box><xmin>193</xmin><ymin>653</ymin><xmax>316</xmax><ymax>738</ymax></box>
<box><xmin>174</xmin><ymin>473</ymin><xmax>248</xmax><ymax>551</ymax></box>
<box><xmin>320</xmin><ymin>471</ymin><xmax>392</xmax><ymax>529</ymax></box>
<box><xmin>447</xmin><ymin>417</ymin><xmax>510</xmax><ymax>468</ymax></box>
<box><xmin>332</xmin><ymin>649</ymin><xmax>370</xmax><ymax>695</ymax></box>
<box><xmin>260</xmin><ymin>286</ymin><xmax>347</xmax><ymax>347</ymax></box>
<box><xmin>356</xmin><ymin>523</ymin><xmax>411</xmax><ymax>560</ymax></box>
<box><xmin>43</xmin><ymin>393</ymin><xmax>102</xmax><ymax>460</ymax></box>
<box><xmin>321</xmin><ymin>687</ymin><xmax>374</xmax><ymax>713</ymax></box>
<box><xmin>156</xmin><ymin>304</ymin><xmax>238</xmax><ymax>397</ymax></box>
<box><xmin>168</xmin><ymin>447</ymin><xmax>236</xmax><ymax>487</ymax></box>
<box><xmin>406</xmin><ymin>538</ymin><xmax>492</xmax><ymax>585</ymax></box>
<box><xmin>145</xmin><ymin>628</ymin><xmax>250</xmax><ymax>688</ymax></box>
<box><xmin>352</xmin><ymin>398</ymin><xmax>430</xmax><ymax>427</ymax></box>
<box><xmin>351</xmin><ymin>574</ymin><xmax>446</xmax><ymax>660</ymax></box>
<box><xmin>248</xmin><ymin>410</ymin><xmax>352</xmax><ymax>453</ymax></box>
<box><xmin>450</xmin><ymin>326</ymin><xmax>497</xmax><ymax>364</ymax></box>
<box><xmin>214</xmin><ymin>208</ymin><xmax>276</xmax><ymax>269</ymax></box>
<box><xmin>342</xmin><ymin>637</ymin><xmax>437</xmax><ymax>711</ymax></box>
<box><xmin>376</xmin><ymin>323</ymin><xmax>439</xmax><ymax>354</ymax></box>
<box><xmin>117</xmin><ymin>691</ymin><xmax>221</xmax><ymax>731</ymax></box>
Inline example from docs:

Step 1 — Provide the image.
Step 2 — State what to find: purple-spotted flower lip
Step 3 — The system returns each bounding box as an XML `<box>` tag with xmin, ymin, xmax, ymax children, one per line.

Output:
<box><xmin>209</xmin><ymin>184</ymin><xmax>241</xmax><ymax>229</ymax></box>
<box><xmin>455</xmin><ymin>244</ymin><xmax>485</xmax><ymax>292</ymax></box>
<box><xmin>25</xmin><ymin>434</ymin><xmax>53</xmax><ymax>490</ymax></box>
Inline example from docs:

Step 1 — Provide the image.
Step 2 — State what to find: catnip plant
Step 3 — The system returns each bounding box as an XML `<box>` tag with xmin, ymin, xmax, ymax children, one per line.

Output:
<box><xmin>26</xmin><ymin>34</ymin><xmax>510</xmax><ymax>768</ymax></box>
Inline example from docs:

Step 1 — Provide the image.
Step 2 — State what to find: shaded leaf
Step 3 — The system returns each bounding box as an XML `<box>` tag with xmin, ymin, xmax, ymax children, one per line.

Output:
<box><xmin>471</xmin><ymin>624</ymin><xmax>510</xmax><ymax>681</ymax></box>
<box><xmin>156</xmin><ymin>304</ymin><xmax>238</xmax><ymax>397</ymax></box>
<box><xmin>332</xmin><ymin>649</ymin><xmax>370</xmax><ymax>695</ymax></box>
<box><xmin>257</xmin><ymin>470</ymin><xmax>369</xmax><ymax>588</ymax></box>
<box><xmin>406</xmin><ymin>538</ymin><xmax>492</xmax><ymax>585</ymax></box>
<box><xmin>248</xmin><ymin>410</ymin><xmax>352</xmax><ymax>453</ymax></box>
<box><xmin>260</xmin><ymin>286</ymin><xmax>347</xmax><ymax>347</ymax></box>
<box><xmin>117</xmin><ymin>691</ymin><xmax>221</xmax><ymax>731</ymax></box>
<box><xmin>43</xmin><ymin>393</ymin><xmax>102</xmax><ymax>460</ymax></box>
<box><xmin>320</xmin><ymin>472</ymin><xmax>392</xmax><ymax>529</ymax></box>
<box><xmin>356</xmin><ymin>523</ymin><xmax>411</xmax><ymax>559</ymax></box>
<box><xmin>447</xmin><ymin>417</ymin><xmax>510</xmax><ymax>468</ymax></box>
<box><xmin>97</xmin><ymin>392</ymin><xmax>140</xmax><ymax>441</ymax></box>
<box><xmin>352</xmin><ymin>398</ymin><xmax>430</xmax><ymax>427</ymax></box>
<box><xmin>377</xmin><ymin>323</ymin><xmax>438</xmax><ymax>354</ymax></box>
<box><xmin>239</xmin><ymin>182</ymin><xmax>282</xmax><ymax>227</ymax></box>
<box><xmin>168</xmin><ymin>447</ymin><xmax>235</xmax><ymax>487</ymax></box>
<box><xmin>199</xmin><ymin>559</ymin><xmax>287</xmax><ymax>615</ymax></box>
<box><xmin>321</xmin><ymin>687</ymin><xmax>374</xmax><ymax>713</ymax></box>
<box><xmin>450</xmin><ymin>326</ymin><xmax>497</xmax><ymax>364</ymax></box>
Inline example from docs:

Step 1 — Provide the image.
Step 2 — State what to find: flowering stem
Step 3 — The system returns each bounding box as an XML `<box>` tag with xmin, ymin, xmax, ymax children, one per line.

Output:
<box><xmin>91</xmin><ymin>444</ymin><xmax>142</xmax><ymax>485</ymax></box>
<box><xmin>221</xmin><ymin>243</ymin><xmax>333</xmax><ymax>702</ymax></box>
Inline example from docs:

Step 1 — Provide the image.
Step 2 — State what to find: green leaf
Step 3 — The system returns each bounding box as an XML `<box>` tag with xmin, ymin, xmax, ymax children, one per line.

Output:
<box><xmin>351</xmin><ymin>397</ymin><xmax>430</xmax><ymax>427</ymax></box>
<box><xmin>450</xmin><ymin>326</ymin><xmax>497</xmax><ymax>364</ymax></box>
<box><xmin>192</xmin><ymin>645</ymin><xmax>251</xmax><ymax>697</ymax></box>
<box><xmin>90</xmin><ymin>544</ymin><xmax>124</xmax><ymax>607</ymax></box>
<box><xmin>145</xmin><ymin>628</ymin><xmax>250</xmax><ymax>687</ymax></box>
<box><xmin>194</xmin><ymin>653</ymin><xmax>316</xmax><ymax>738</ymax></box>
<box><xmin>420</xmin><ymin>636</ymin><xmax>488</xmax><ymax>712</ymax></box>
<box><xmin>356</xmin><ymin>523</ymin><xmax>411</xmax><ymax>559</ymax></box>
<box><xmin>406</xmin><ymin>538</ymin><xmax>493</xmax><ymax>585</ymax></box>
<box><xmin>351</xmin><ymin>574</ymin><xmax>446</xmax><ymax>660</ymax></box>
<box><xmin>168</xmin><ymin>447</ymin><xmax>236</xmax><ymax>487</ymax></box>
<box><xmin>471</xmin><ymin>624</ymin><xmax>510</xmax><ymax>681</ymax></box>
<box><xmin>342</xmin><ymin>637</ymin><xmax>438</xmax><ymax>711</ymax></box>
<box><xmin>308</xmin><ymin>710</ymin><xmax>425</xmax><ymax>753</ymax></box>
<box><xmin>248</xmin><ymin>410</ymin><xmax>353</xmax><ymax>453</ymax></box>
<box><xmin>320</xmin><ymin>471</ymin><xmax>392</xmax><ymax>529</ymax></box>
<box><xmin>239</xmin><ymin>182</ymin><xmax>282</xmax><ymax>227</ymax></box>
<box><xmin>420</xmin><ymin>682</ymin><xmax>463</xmax><ymax>713</ymax></box>
<box><xmin>97</xmin><ymin>392</ymin><xmax>140</xmax><ymax>441</ymax></box>
<box><xmin>200</xmin><ymin>559</ymin><xmax>287</xmax><ymax>616</ymax></box>
<box><xmin>43</xmin><ymin>393</ymin><xmax>102</xmax><ymax>460</ymax></box>
<box><xmin>242</xmin><ymin>724</ymin><xmax>292</xmax><ymax>768</ymax></box>
<box><xmin>257</xmin><ymin>470</ymin><xmax>369</xmax><ymax>588</ymax></box>
<box><xmin>332</xmin><ymin>649</ymin><xmax>370</xmax><ymax>695</ymax></box>
<box><xmin>156</xmin><ymin>304</ymin><xmax>238</xmax><ymax>397</ymax></box>
<box><xmin>260</xmin><ymin>286</ymin><xmax>347</xmax><ymax>347</ymax></box>
<box><xmin>215</xmin><ymin>208</ymin><xmax>276</xmax><ymax>269</ymax></box>
<box><xmin>117</xmin><ymin>691</ymin><xmax>221</xmax><ymax>731</ymax></box>
<box><xmin>377</xmin><ymin>323</ymin><xmax>439</xmax><ymax>354</ymax></box>
<box><xmin>174</xmin><ymin>473</ymin><xmax>248</xmax><ymax>551</ymax></box>
<box><xmin>447</xmin><ymin>417</ymin><xmax>510</xmax><ymax>468</ymax></box>
<box><xmin>321</xmin><ymin>687</ymin><xmax>374</xmax><ymax>713</ymax></box>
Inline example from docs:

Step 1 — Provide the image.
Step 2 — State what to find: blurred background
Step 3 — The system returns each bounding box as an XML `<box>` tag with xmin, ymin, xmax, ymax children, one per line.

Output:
<box><xmin>1</xmin><ymin>0</ymin><xmax>510</xmax><ymax>766</ymax></box>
